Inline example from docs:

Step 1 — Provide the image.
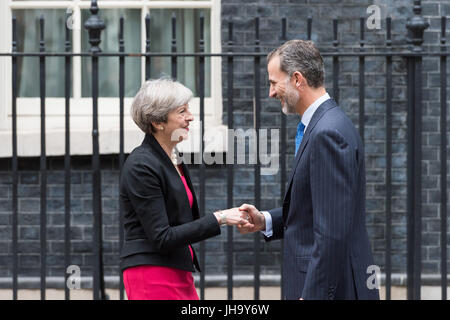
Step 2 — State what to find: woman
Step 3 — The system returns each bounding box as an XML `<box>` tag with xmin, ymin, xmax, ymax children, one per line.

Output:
<box><xmin>120</xmin><ymin>78</ymin><xmax>249</xmax><ymax>300</ymax></box>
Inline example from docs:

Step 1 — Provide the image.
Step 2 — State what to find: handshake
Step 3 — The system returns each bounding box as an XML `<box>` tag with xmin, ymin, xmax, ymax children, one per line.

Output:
<box><xmin>213</xmin><ymin>204</ymin><xmax>265</xmax><ymax>234</ymax></box>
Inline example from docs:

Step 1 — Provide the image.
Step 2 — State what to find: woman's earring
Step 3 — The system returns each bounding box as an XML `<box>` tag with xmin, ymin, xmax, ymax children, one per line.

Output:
<box><xmin>160</xmin><ymin>126</ymin><xmax>164</xmax><ymax>130</ymax></box>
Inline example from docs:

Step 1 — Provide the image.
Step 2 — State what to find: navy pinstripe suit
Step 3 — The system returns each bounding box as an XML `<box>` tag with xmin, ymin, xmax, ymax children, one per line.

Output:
<box><xmin>266</xmin><ymin>99</ymin><xmax>380</xmax><ymax>300</ymax></box>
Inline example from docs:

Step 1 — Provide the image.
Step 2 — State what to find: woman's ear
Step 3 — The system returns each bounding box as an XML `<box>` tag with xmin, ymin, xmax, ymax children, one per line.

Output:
<box><xmin>151</xmin><ymin>122</ymin><xmax>164</xmax><ymax>131</ymax></box>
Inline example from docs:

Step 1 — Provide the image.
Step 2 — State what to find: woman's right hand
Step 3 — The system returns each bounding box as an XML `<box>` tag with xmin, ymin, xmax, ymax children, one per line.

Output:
<box><xmin>213</xmin><ymin>208</ymin><xmax>253</xmax><ymax>227</ymax></box>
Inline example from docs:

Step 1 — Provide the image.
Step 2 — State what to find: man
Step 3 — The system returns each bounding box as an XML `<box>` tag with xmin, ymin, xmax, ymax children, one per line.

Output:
<box><xmin>239</xmin><ymin>40</ymin><xmax>380</xmax><ymax>300</ymax></box>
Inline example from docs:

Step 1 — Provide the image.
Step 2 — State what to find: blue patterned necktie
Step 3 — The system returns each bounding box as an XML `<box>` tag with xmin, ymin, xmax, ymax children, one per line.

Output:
<box><xmin>295</xmin><ymin>121</ymin><xmax>305</xmax><ymax>156</ymax></box>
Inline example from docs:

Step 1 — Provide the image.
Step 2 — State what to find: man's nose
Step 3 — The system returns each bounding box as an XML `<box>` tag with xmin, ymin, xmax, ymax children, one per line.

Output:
<box><xmin>269</xmin><ymin>87</ymin><xmax>277</xmax><ymax>98</ymax></box>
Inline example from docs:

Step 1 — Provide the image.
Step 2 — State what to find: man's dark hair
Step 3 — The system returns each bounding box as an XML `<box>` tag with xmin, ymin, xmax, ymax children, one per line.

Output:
<box><xmin>267</xmin><ymin>40</ymin><xmax>324</xmax><ymax>88</ymax></box>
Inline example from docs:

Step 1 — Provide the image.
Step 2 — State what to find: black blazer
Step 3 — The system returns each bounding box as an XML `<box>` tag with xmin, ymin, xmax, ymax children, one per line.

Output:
<box><xmin>267</xmin><ymin>99</ymin><xmax>379</xmax><ymax>300</ymax></box>
<box><xmin>119</xmin><ymin>133</ymin><xmax>221</xmax><ymax>273</ymax></box>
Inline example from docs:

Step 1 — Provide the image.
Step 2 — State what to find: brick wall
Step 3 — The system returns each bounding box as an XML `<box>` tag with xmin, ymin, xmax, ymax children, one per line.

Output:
<box><xmin>220</xmin><ymin>0</ymin><xmax>450</xmax><ymax>277</ymax></box>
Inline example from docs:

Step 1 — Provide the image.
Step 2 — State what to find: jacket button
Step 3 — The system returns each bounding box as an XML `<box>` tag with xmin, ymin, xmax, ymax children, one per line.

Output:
<box><xmin>284</xmin><ymin>226</ymin><xmax>288</xmax><ymax>231</ymax></box>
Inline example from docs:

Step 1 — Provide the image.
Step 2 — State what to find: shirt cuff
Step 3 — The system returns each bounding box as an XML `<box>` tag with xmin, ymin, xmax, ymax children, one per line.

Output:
<box><xmin>260</xmin><ymin>211</ymin><xmax>273</xmax><ymax>238</ymax></box>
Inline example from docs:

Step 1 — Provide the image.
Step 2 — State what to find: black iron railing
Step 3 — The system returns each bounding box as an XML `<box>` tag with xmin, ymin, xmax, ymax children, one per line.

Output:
<box><xmin>1</xmin><ymin>0</ymin><xmax>449</xmax><ymax>300</ymax></box>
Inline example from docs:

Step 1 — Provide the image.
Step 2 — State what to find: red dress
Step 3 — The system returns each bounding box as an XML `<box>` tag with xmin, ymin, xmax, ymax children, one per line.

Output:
<box><xmin>123</xmin><ymin>167</ymin><xmax>199</xmax><ymax>300</ymax></box>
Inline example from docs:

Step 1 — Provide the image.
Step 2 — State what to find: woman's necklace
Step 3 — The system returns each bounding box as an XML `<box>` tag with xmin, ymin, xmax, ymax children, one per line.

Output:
<box><xmin>158</xmin><ymin>137</ymin><xmax>182</xmax><ymax>176</ymax></box>
<box><xmin>171</xmin><ymin>149</ymin><xmax>182</xmax><ymax>176</ymax></box>
<box><xmin>171</xmin><ymin>149</ymin><xmax>179</xmax><ymax>166</ymax></box>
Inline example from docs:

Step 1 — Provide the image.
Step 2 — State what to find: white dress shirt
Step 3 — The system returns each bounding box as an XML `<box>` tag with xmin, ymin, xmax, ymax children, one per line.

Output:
<box><xmin>261</xmin><ymin>92</ymin><xmax>331</xmax><ymax>237</ymax></box>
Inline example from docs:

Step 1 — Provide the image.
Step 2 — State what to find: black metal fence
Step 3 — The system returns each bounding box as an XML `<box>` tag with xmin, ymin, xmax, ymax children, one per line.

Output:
<box><xmin>1</xmin><ymin>0</ymin><xmax>449</xmax><ymax>300</ymax></box>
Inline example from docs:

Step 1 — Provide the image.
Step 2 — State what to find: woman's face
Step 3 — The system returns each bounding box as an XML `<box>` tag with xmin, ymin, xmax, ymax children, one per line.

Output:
<box><xmin>165</xmin><ymin>103</ymin><xmax>194</xmax><ymax>144</ymax></box>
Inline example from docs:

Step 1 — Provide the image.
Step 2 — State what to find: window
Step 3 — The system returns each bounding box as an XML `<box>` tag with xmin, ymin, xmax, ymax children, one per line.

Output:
<box><xmin>0</xmin><ymin>0</ymin><xmax>225</xmax><ymax>157</ymax></box>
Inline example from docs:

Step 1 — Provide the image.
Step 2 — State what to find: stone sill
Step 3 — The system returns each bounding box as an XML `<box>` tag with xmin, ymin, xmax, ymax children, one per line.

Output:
<box><xmin>0</xmin><ymin>124</ymin><xmax>229</xmax><ymax>158</ymax></box>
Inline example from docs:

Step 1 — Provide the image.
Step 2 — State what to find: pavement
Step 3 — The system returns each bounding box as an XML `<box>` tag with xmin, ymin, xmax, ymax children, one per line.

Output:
<box><xmin>0</xmin><ymin>286</ymin><xmax>448</xmax><ymax>300</ymax></box>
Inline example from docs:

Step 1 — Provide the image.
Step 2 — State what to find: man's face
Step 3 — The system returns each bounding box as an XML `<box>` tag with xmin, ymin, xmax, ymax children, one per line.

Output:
<box><xmin>268</xmin><ymin>55</ymin><xmax>299</xmax><ymax>115</ymax></box>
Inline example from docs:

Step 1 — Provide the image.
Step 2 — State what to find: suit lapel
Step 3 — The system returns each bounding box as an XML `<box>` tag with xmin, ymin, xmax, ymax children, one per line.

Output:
<box><xmin>180</xmin><ymin>162</ymin><xmax>200</xmax><ymax>220</ymax></box>
<box><xmin>283</xmin><ymin>99</ymin><xmax>337</xmax><ymax>203</ymax></box>
<box><xmin>143</xmin><ymin>133</ymin><xmax>174</xmax><ymax>168</ymax></box>
<box><xmin>143</xmin><ymin>134</ymin><xmax>198</xmax><ymax>219</ymax></box>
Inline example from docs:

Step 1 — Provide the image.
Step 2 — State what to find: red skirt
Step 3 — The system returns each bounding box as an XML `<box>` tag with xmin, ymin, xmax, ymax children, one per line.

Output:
<box><xmin>123</xmin><ymin>246</ymin><xmax>199</xmax><ymax>300</ymax></box>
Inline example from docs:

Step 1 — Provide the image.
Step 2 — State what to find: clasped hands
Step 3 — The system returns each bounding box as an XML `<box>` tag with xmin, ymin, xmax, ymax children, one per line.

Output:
<box><xmin>214</xmin><ymin>204</ymin><xmax>265</xmax><ymax>234</ymax></box>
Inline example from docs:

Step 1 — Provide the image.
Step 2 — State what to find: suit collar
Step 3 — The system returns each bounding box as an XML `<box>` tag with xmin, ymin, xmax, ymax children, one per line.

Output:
<box><xmin>179</xmin><ymin>162</ymin><xmax>200</xmax><ymax>219</ymax></box>
<box><xmin>143</xmin><ymin>133</ymin><xmax>172</xmax><ymax>162</ymax></box>
<box><xmin>295</xmin><ymin>98</ymin><xmax>337</xmax><ymax>161</ymax></box>
<box><xmin>284</xmin><ymin>99</ymin><xmax>338</xmax><ymax>203</ymax></box>
<box><xmin>142</xmin><ymin>133</ymin><xmax>185</xmax><ymax>177</ymax></box>
<box><xmin>142</xmin><ymin>133</ymin><xmax>200</xmax><ymax>219</ymax></box>
<box><xmin>300</xmin><ymin>92</ymin><xmax>331</xmax><ymax>131</ymax></box>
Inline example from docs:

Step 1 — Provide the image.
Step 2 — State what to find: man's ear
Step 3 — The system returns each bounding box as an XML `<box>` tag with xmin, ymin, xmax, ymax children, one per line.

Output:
<box><xmin>292</xmin><ymin>71</ymin><xmax>304</xmax><ymax>88</ymax></box>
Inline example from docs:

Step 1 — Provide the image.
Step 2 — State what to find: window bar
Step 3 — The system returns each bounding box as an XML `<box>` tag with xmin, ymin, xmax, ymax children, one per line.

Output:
<box><xmin>84</xmin><ymin>0</ymin><xmax>106</xmax><ymax>300</ymax></box>
<box><xmin>11</xmin><ymin>15</ymin><xmax>19</xmax><ymax>301</ymax></box>
<box><xmin>198</xmin><ymin>12</ymin><xmax>206</xmax><ymax>300</ymax></box>
<box><xmin>332</xmin><ymin>18</ymin><xmax>339</xmax><ymax>103</ymax></box>
<box><xmin>226</xmin><ymin>20</ymin><xmax>234</xmax><ymax>301</ymax></box>
<box><xmin>118</xmin><ymin>15</ymin><xmax>125</xmax><ymax>301</ymax></box>
<box><xmin>91</xmin><ymin>32</ymin><xmax>104</xmax><ymax>302</ymax></box>
<box><xmin>406</xmin><ymin>1</ymin><xmax>427</xmax><ymax>300</ymax></box>
<box><xmin>413</xmin><ymin>51</ymin><xmax>423</xmax><ymax>301</ymax></box>
<box><xmin>385</xmin><ymin>16</ymin><xmax>393</xmax><ymax>301</ymax></box>
<box><xmin>145</xmin><ymin>14</ymin><xmax>151</xmax><ymax>80</ymax></box>
<box><xmin>406</xmin><ymin>49</ymin><xmax>424</xmax><ymax>301</ymax></box>
<box><xmin>307</xmin><ymin>16</ymin><xmax>312</xmax><ymax>41</ymax></box>
<box><xmin>39</xmin><ymin>15</ymin><xmax>47</xmax><ymax>301</ymax></box>
<box><xmin>64</xmin><ymin>12</ymin><xmax>72</xmax><ymax>301</ymax></box>
<box><xmin>440</xmin><ymin>15</ymin><xmax>447</xmax><ymax>301</ymax></box>
<box><xmin>406</xmin><ymin>55</ymin><xmax>415</xmax><ymax>301</ymax></box>
<box><xmin>280</xmin><ymin>17</ymin><xmax>287</xmax><ymax>301</ymax></box>
<box><xmin>171</xmin><ymin>12</ymin><xmax>177</xmax><ymax>79</ymax></box>
<box><xmin>359</xmin><ymin>17</ymin><xmax>365</xmax><ymax>144</ymax></box>
<box><xmin>253</xmin><ymin>16</ymin><xmax>261</xmax><ymax>301</ymax></box>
